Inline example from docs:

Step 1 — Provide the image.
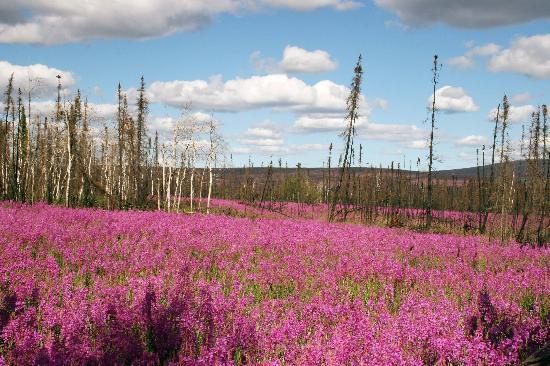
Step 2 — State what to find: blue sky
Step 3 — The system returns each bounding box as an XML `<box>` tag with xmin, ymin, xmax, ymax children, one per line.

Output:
<box><xmin>0</xmin><ymin>0</ymin><xmax>549</xmax><ymax>169</ymax></box>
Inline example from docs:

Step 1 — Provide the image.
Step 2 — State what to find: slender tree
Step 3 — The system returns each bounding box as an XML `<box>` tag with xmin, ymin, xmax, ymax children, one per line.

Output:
<box><xmin>426</xmin><ymin>54</ymin><xmax>440</xmax><ymax>228</ymax></box>
<box><xmin>17</xmin><ymin>102</ymin><xmax>28</xmax><ymax>201</ymax></box>
<box><xmin>497</xmin><ymin>95</ymin><xmax>511</xmax><ymax>243</ymax></box>
<box><xmin>330</xmin><ymin>54</ymin><xmax>363</xmax><ymax>222</ymax></box>
<box><xmin>1</xmin><ymin>74</ymin><xmax>14</xmax><ymax>198</ymax></box>
<box><xmin>135</xmin><ymin>76</ymin><xmax>149</xmax><ymax>207</ymax></box>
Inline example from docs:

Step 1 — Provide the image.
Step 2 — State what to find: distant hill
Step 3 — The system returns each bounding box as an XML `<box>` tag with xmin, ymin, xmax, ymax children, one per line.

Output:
<box><xmin>217</xmin><ymin>160</ymin><xmax>546</xmax><ymax>182</ymax></box>
<box><xmin>433</xmin><ymin>159</ymin><xmax>544</xmax><ymax>180</ymax></box>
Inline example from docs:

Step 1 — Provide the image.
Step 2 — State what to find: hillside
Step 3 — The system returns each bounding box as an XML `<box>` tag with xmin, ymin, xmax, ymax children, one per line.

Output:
<box><xmin>219</xmin><ymin>159</ymin><xmax>544</xmax><ymax>183</ymax></box>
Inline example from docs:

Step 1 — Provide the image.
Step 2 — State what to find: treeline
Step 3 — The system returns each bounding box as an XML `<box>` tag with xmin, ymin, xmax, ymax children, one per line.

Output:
<box><xmin>0</xmin><ymin>75</ymin><xmax>225</xmax><ymax>213</ymax></box>
<box><xmin>0</xmin><ymin>56</ymin><xmax>548</xmax><ymax>245</ymax></box>
<box><xmin>223</xmin><ymin>56</ymin><xmax>548</xmax><ymax>245</ymax></box>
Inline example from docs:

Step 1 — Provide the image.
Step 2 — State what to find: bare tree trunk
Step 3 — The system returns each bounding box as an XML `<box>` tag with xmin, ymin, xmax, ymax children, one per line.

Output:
<box><xmin>189</xmin><ymin>141</ymin><xmax>196</xmax><ymax>213</ymax></box>
<box><xmin>198</xmin><ymin>167</ymin><xmax>206</xmax><ymax>210</ymax></box>
<box><xmin>207</xmin><ymin>163</ymin><xmax>213</xmax><ymax>214</ymax></box>
<box><xmin>65</xmin><ymin>116</ymin><xmax>71</xmax><ymax>207</ymax></box>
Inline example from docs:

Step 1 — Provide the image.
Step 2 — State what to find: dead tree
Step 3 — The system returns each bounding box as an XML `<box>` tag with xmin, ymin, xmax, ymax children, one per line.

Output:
<box><xmin>426</xmin><ymin>54</ymin><xmax>439</xmax><ymax>228</ymax></box>
<box><xmin>330</xmin><ymin>54</ymin><xmax>363</xmax><ymax>222</ymax></box>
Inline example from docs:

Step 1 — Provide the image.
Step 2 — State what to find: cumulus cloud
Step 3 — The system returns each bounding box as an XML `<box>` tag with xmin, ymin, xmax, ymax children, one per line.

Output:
<box><xmin>293</xmin><ymin>111</ymin><xmax>427</xmax><ymax>145</ymax></box>
<box><xmin>0</xmin><ymin>60</ymin><xmax>75</xmax><ymax>97</ymax></box>
<box><xmin>428</xmin><ymin>86</ymin><xmax>479</xmax><ymax>113</ymax></box>
<box><xmin>488</xmin><ymin>34</ymin><xmax>550</xmax><ymax>79</ymax></box>
<box><xmin>292</xmin><ymin>111</ymin><xmax>429</xmax><ymax>150</ymax></box>
<box><xmin>293</xmin><ymin>114</ymin><xmax>366</xmax><ymax>132</ymax></box>
<box><xmin>374</xmin><ymin>0</ymin><xmax>550</xmax><ymax>28</ymax></box>
<box><xmin>448</xmin><ymin>35</ymin><xmax>550</xmax><ymax>79</ymax></box>
<box><xmin>145</xmin><ymin>73</ymin><xmax>372</xmax><ymax>144</ymax></box>
<box><xmin>467</xmin><ymin>43</ymin><xmax>502</xmax><ymax>57</ymax></box>
<box><xmin>238</xmin><ymin>122</ymin><xmax>286</xmax><ymax>148</ymax></box>
<box><xmin>279</xmin><ymin>45</ymin><xmax>338</xmax><ymax>73</ymax></box>
<box><xmin>488</xmin><ymin>104</ymin><xmax>537</xmax><ymax>124</ymax></box>
<box><xmin>0</xmin><ymin>0</ymin><xmax>361</xmax><ymax>45</ymax></box>
<box><xmin>146</xmin><ymin>74</ymin><xmax>359</xmax><ymax>114</ymax></box>
<box><xmin>448</xmin><ymin>43</ymin><xmax>500</xmax><ymax>69</ymax></box>
<box><xmin>252</xmin><ymin>45</ymin><xmax>339</xmax><ymax>74</ymax></box>
<box><xmin>250</xmin><ymin>52</ymin><xmax>279</xmax><ymax>74</ymax></box>
<box><xmin>243</xmin><ymin>127</ymin><xmax>281</xmax><ymax>139</ymax></box>
<box><xmin>456</xmin><ymin>135</ymin><xmax>489</xmax><ymax>146</ymax></box>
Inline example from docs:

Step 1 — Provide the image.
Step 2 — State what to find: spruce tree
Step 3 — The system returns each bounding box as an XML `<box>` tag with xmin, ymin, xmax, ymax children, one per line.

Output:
<box><xmin>330</xmin><ymin>54</ymin><xmax>363</xmax><ymax>222</ymax></box>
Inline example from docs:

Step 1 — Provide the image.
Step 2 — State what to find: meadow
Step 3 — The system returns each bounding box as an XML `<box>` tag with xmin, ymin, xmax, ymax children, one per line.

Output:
<box><xmin>1</xmin><ymin>3</ymin><xmax>549</xmax><ymax>365</ymax></box>
<box><xmin>1</xmin><ymin>201</ymin><xmax>548</xmax><ymax>365</ymax></box>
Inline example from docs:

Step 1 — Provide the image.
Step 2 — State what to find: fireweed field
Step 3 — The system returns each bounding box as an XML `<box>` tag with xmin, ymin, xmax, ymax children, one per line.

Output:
<box><xmin>0</xmin><ymin>202</ymin><xmax>549</xmax><ymax>365</ymax></box>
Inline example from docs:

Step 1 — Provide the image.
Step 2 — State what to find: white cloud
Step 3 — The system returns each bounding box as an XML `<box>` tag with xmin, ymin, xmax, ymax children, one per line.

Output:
<box><xmin>243</xmin><ymin>123</ymin><xmax>283</xmax><ymax>139</ymax></box>
<box><xmin>448</xmin><ymin>43</ymin><xmax>501</xmax><ymax>69</ymax></box>
<box><xmin>511</xmin><ymin>93</ymin><xmax>533</xmax><ymax>104</ymax></box>
<box><xmin>293</xmin><ymin>114</ymin><xmax>366</xmax><ymax>132</ymax></box>
<box><xmin>456</xmin><ymin>135</ymin><xmax>489</xmax><ymax>146</ymax></box>
<box><xmin>239</xmin><ymin>122</ymin><xmax>285</xmax><ymax>147</ymax></box>
<box><xmin>360</xmin><ymin>122</ymin><xmax>427</xmax><ymax>142</ymax></box>
<box><xmin>252</xmin><ymin>45</ymin><xmax>339</xmax><ymax>74</ymax></box>
<box><xmin>293</xmin><ymin>113</ymin><xmax>428</xmax><ymax>144</ymax></box>
<box><xmin>449</xmin><ymin>35</ymin><xmax>550</xmax><ymax>79</ymax></box>
<box><xmin>428</xmin><ymin>86</ymin><xmax>479</xmax><ymax>113</ymax></box>
<box><xmin>279</xmin><ymin>45</ymin><xmax>338</xmax><ymax>73</ymax></box>
<box><xmin>405</xmin><ymin>140</ymin><xmax>428</xmax><ymax>149</ymax></box>
<box><xmin>244</xmin><ymin>127</ymin><xmax>280</xmax><ymax>138</ymax></box>
<box><xmin>250</xmin><ymin>51</ymin><xmax>279</xmax><ymax>74</ymax></box>
<box><xmin>467</xmin><ymin>43</ymin><xmax>501</xmax><ymax>57</ymax></box>
<box><xmin>149</xmin><ymin>116</ymin><xmax>177</xmax><ymax>133</ymax></box>
<box><xmin>448</xmin><ymin>55</ymin><xmax>474</xmax><ymax>69</ymax></box>
<box><xmin>0</xmin><ymin>60</ymin><xmax>75</xmax><ymax>97</ymax></box>
<box><xmin>488</xmin><ymin>104</ymin><xmax>537</xmax><ymax>124</ymax></box>
<box><xmin>244</xmin><ymin>127</ymin><xmax>279</xmax><ymax>138</ymax></box>
<box><xmin>374</xmin><ymin>0</ymin><xmax>550</xmax><ymax>28</ymax></box>
<box><xmin>239</xmin><ymin>138</ymin><xmax>284</xmax><ymax>146</ymax></box>
<box><xmin>489</xmin><ymin>34</ymin><xmax>550</xmax><ymax>79</ymax></box>
<box><xmin>146</xmin><ymin>74</ymin><xmax>359</xmax><ymax>113</ymax></box>
<box><xmin>0</xmin><ymin>0</ymin><xmax>361</xmax><ymax>45</ymax></box>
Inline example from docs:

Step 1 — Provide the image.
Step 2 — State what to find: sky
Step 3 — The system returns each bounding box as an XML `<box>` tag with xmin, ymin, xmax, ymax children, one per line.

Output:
<box><xmin>0</xmin><ymin>0</ymin><xmax>549</xmax><ymax>169</ymax></box>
